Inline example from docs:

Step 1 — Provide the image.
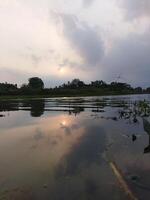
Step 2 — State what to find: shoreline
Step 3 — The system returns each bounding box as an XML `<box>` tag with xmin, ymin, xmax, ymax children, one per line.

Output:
<box><xmin>0</xmin><ymin>93</ymin><xmax>149</xmax><ymax>100</ymax></box>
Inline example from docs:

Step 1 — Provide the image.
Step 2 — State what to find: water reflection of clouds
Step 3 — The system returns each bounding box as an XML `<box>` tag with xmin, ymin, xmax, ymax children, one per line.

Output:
<box><xmin>103</xmin><ymin>122</ymin><xmax>150</xmax><ymax>195</ymax></box>
<box><xmin>33</xmin><ymin>128</ymin><xmax>44</xmax><ymax>141</ymax></box>
<box><xmin>1</xmin><ymin>96</ymin><xmax>150</xmax><ymax>199</ymax></box>
<box><xmin>0</xmin><ymin>111</ymin><xmax>36</xmax><ymax>131</ymax></box>
<box><xmin>25</xmin><ymin>114</ymin><xmax>87</xmax><ymax>166</ymax></box>
<box><xmin>60</xmin><ymin>118</ymin><xmax>82</xmax><ymax>136</ymax></box>
<box><xmin>0</xmin><ymin>113</ymin><xmax>88</xmax><ymax>193</ymax></box>
<box><xmin>56</xmin><ymin>124</ymin><xmax>106</xmax><ymax>176</ymax></box>
<box><xmin>60</xmin><ymin>120</ymin><xmax>72</xmax><ymax>136</ymax></box>
<box><xmin>48</xmin><ymin>122</ymin><xmax>125</xmax><ymax>200</ymax></box>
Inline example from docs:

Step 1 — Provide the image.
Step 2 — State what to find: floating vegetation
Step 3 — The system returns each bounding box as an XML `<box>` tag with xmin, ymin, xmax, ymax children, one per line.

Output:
<box><xmin>91</xmin><ymin>114</ymin><xmax>118</xmax><ymax>121</ymax></box>
<box><xmin>92</xmin><ymin>109</ymin><xmax>105</xmax><ymax>113</ymax></box>
<box><xmin>118</xmin><ymin>100</ymin><xmax>150</xmax><ymax>123</ymax></box>
<box><xmin>138</xmin><ymin>100</ymin><xmax>150</xmax><ymax>117</ymax></box>
<box><xmin>71</xmin><ymin>106</ymin><xmax>84</xmax><ymax>115</ymax></box>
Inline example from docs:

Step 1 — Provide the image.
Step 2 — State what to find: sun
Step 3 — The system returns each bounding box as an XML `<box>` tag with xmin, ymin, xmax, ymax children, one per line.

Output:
<box><xmin>59</xmin><ymin>67</ymin><xmax>65</xmax><ymax>74</ymax></box>
<box><xmin>61</xmin><ymin>120</ymin><xmax>66</xmax><ymax>126</ymax></box>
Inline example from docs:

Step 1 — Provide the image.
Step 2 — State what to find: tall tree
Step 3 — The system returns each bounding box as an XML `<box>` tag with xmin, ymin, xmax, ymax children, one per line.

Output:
<box><xmin>28</xmin><ymin>77</ymin><xmax>44</xmax><ymax>90</ymax></box>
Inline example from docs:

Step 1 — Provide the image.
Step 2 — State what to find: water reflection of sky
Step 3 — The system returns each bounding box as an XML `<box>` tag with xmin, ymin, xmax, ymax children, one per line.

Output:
<box><xmin>0</xmin><ymin>95</ymin><xmax>150</xmax><ymax>199</ymax></box>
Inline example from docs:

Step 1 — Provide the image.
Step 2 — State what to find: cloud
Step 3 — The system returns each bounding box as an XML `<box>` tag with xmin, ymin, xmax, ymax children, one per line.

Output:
<box><xmin>0</xmin><ymin>67</ymin><xmax>67</xmax><ymax>88</ymax></box>
<box><xmin>0</xmin><ymin>67</ymin><xmax>32</xmax><ymax>85</ymax></box>
<box><xmin>30</xmin><ymin>54</ymin><xmax>42</xmax><ymax>67</ymax></box>
<box><xmin>52</xmin><ymin>12</ymin><xmax>104</xmax><ymax>67</ymax></box>
<box><xmin>0</xmin><ymin>1</ymin><xmax>150</xmax><ymax>87</ymax></box>
<box><xmin>119</xmin><ymin>0</ymin><xmax>150</xmax><ymax>19</ymax></box>
<box><xmin>20</xmin><ymin>47</ymin><xmax>56</xmax><ymax>68</ymax></box>
<box><xmin>58</xmin><ymin>58</ymin><xmax>83</xmax><ymax>70</ymax></box>
<box><xmin>103</xmin><ymin>29</ymin><xmax>150</xmax><ymax>87</ymax></box>
<box><xmin>82</xmin><ymin>0</ymin><xmax>95</xmax><ymax>7</ymax></box>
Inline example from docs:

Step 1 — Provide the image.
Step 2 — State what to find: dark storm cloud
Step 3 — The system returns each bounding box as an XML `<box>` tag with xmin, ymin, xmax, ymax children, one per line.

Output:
<box><xmin>52</xmin><ymin>12</ymin><xmax>104</xmax><ymax>67</ymax></box>
<box><xmin>103</xmin><ymin>30</ymin><xmax>150</xmax><ymax>87</ymax></box>
<box><xmin>61</xmin><ymin>14</ymin><xmax>104</xmax><ymax>66</ymax></box>
<box><xmin>52</xmin><ymin>11</ymin><xmax>150</xmax><ymax>87</ymax></box>
<box><xmin>120</xmin><ymin>0</ymin><xmax>150</xmax><ymax>19</ymax></box>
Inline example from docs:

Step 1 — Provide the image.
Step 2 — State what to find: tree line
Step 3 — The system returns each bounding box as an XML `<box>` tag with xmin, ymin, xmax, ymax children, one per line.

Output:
<box><xmin>0</xmin><ymin>77</ymin><xmax>150</xmax><ymax>96</ymax></box>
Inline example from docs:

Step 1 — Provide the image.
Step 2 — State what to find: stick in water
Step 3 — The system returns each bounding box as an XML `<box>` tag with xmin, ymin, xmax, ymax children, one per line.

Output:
<box><xmin>109</xmin><ymin>162</ymin><xmax>138</xmax><ymax>200</ymax></box>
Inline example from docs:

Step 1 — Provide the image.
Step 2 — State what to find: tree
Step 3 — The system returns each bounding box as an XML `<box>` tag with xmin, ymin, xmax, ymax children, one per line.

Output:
<box><xmin>146</xmin><ymin>87</ymin><xmax>150</xmax><ymax>93</ymax></box>
<box><xmin>28</xmin><ymin>77</ymin><xmax>44</xmax><ymax>90</ymax></box>
<box><xmin>70</xmin><ymin>79</ymin><xmax>85</xmax><ymax>88</ymax></box>
<box><xmin>0</xmin><ymin>82</ymin><xmax>18</xmax><ymax>95</ymax></box>
<box><xmin>134</xmin><ymin>87</ymin><xmax>143</xmax><ymax>94</ymax></box>
<box><xmin>91</xmin><ymin>80</ymin><xmax>107</xmax><ymax>88</ymax></box>
<box><xmin>110</xmin><ymin>82</ymin><xmax>132</xmax><ymax>91</ymax></box>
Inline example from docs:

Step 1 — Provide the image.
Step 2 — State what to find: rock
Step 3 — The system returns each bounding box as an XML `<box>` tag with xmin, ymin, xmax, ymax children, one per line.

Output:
<box><xmin>130</xmin><ymin>175</ymin><xmax>140</xmax><ymax>182</ymax></box>
<box><xmin>112</xmin><ymin>117</ymin><xmax>118</xmax><ymax>121</ymax></box>
<box><xmin>133</xmin><ymin>118</ymin><xmax>138</xmax><ymax>123</ymax></box>
<box><xmin>132</xmin><ymin>134</ymin><xmax>137</xmax><ymax>142</ymax></box>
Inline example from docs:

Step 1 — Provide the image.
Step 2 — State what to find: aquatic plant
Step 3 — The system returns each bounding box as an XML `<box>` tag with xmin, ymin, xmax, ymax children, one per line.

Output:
<box><xmin>119</xmin><ymin>100</ymin><xmax>150</xmax><ymax>123</ymax></box>
<box><xmin>138</xmin><ymin>100</ymin><xmax>150</xmax><ymax>117</ymax></box>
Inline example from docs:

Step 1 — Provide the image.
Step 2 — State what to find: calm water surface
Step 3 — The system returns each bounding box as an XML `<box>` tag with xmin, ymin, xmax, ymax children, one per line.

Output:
<box><xmin>0</xmin><ymin>94</ymin><xmax>150</xmax><ymax>200</ymax></box>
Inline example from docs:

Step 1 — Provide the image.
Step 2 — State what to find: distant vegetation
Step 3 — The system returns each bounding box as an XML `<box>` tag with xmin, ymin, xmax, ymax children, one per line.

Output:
<box><xmin>0</xmin><ymin>77</ymin><xmax>150</xmax><ymax>97</ymax></box>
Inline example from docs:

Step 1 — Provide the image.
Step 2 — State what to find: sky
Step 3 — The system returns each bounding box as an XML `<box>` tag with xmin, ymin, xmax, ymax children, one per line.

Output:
<box><xmin>0</xmin><ymin>0</ymin><xmax>150</xmax><ymax>87</ymax></box>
